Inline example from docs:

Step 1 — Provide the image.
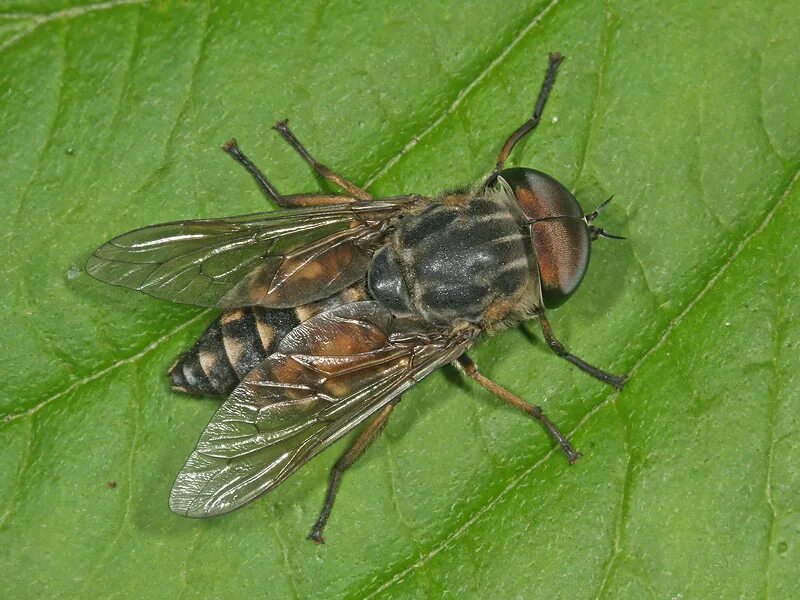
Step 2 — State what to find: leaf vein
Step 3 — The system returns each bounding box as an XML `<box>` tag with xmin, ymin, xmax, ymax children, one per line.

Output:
<box><xmin>0</xmin><ymin>419</ymin><xmax>35</xmax><ymax>529</ymax></box>
<box><xmin>593</xmin><ymin>402</ymin><xmax>633</xmax><ymax>600</ymax></box>
<box><xmin>177</xmin><ymin>527</ymin><xmax>202</xmax><ymax>600</ymax></box>
<box><xmin>695</xmin><ymin>85</ymin><xmax>728</xmax><ymax>232</ymax></box>
<box><xmin>0</xmin><ymin>0</ymin><xmax>150</xmax><ymax>54</ymax></box>
<box><xmin>8</xmin><ymin>25</ymin><xmax>77</xmax><ymax>381</ymax></box>
<box><xmin>383</xmin><ymin>431</ymin><xmax>421</xmax><ymax>540</ymax></box>
<box><xmin>124</xmin><ymin>0</ymin><xmax>211</xmax><ymax>211</ymax></box>
<box><xmin>362</xmin><ymin>0</ymin><xmax>563</xmax><ymax>189</ymax></box>
<box><xmin>572</xmin><ymin>0</ymin><xmax>613</xmax><ymax>191</ymax></box>
<box><xmin>76</xmin><ymin>365</ymin><xmax>143</xmax><ymax>594</ymax></box>
<box><xmin>359</xmin><ymin>163</ymin><xmax>800</xmax><ymax>597</ymax></box>
<box><xmin>762</xmin><ymin>230</ymin><xmax>785</xmax><ymax>598</ymax></box>
<box><xmin>628</xmin><ymin>242</ymin><xmax>659</xmax><ymax>300</ymax></box>
<box><xmin>1</xmin><ymin>310</ymin><xmax>210</xmax><ymax>423</ymax></box>
<box><xmin>755</xmin><ymin>45</ymin><xmax>787</xmax><ymax>164</ymax></box>
<box><xmin>270</xmin><ymin>519</ymin><xmax>301</xmax><ymax>600</ymax></box>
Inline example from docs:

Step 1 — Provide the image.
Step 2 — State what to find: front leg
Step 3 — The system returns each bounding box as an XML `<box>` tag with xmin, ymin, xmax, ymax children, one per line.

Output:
<box><xmin>538</xmin><ymin>312</ymin><xmax>627</xmax><ymax>390</ymax></box>
<box><xmin>485</xmin><ymin>52</ymin><xmax>564</xmax><ymax>186</ymax></box>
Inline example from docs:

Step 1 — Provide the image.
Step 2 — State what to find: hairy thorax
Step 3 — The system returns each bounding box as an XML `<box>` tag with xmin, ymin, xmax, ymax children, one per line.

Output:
<box><xmin>368</xmin><ymin>193</ymin><xmax>538</xmax><ymax>328</ymax></box>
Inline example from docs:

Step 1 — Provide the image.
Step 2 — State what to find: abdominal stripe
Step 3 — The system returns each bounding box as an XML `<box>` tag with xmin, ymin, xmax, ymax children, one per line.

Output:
<box><xmin>169</xmin><ymin>306</ymin><xmax>300</xmax><ymax>397</ymax></box>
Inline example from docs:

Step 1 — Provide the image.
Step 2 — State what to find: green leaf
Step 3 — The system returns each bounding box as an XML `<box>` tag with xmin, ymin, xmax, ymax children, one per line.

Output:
<box><xmin>1</xmin><ymin>0</ymin><xmax>798</xmax><ymax>598</ymax></box>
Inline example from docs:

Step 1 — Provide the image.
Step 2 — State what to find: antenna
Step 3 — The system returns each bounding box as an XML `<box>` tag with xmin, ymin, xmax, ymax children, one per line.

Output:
<box><xmin>584</xmin><ymin>195</ymin><xmax>625</xmax><ymax>241</ymax></box>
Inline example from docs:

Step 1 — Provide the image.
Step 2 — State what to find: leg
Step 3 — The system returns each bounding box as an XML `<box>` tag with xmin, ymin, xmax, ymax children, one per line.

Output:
<box><xmin>279</xmin><ymin>194</ymin><xmax>357</xmax><ymax>208</ymax></box>
<box><xmin>455</xmin><ymin>353</ymin><xmax>581</xmax><ymax>464</ymax></box>
<box><xmin>222</xmin><ymin>139</ymin><xmax>284</xmax><ymax>205</ymax></box>
<box><xmin>308</xmin><ymin>399</ymin><xmax>398</xmax><ymax>543</ymax></box>
<box><xmin>273</xmin><ymin>119</ymin><xmax>372</xmax><ymax>201</ymax></box>
<box><xmin>539</xmin><ymin>312</ymin><xmax>627</xmax><ymax>390</ymax></box>
<box><xmin>485</xmin><ymin>52</ymin><xmax>564</xmax><ymax>186</ymax></box>
<box><xmin>223</xmin><ymin>139</ymin><xmax>355</xmax><ymax>208</ymax></box>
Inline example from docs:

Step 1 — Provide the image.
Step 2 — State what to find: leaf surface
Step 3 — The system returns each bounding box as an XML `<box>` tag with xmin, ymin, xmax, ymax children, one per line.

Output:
<box><xmin>1</xmin><ymin>1</ymin><xmax>798</xmax><ymax>598</ymax></box>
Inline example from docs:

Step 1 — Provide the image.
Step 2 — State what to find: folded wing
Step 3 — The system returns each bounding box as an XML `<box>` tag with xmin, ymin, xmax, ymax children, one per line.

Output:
<box><xmin>169</xmin><ymin>301</ymin><xmax>476</xmax><ymax>517</ymax></box>
<box><xmin>86</xmin><ymin>201</ymin><xmax>408</xmax><ymax>308</ymax></box>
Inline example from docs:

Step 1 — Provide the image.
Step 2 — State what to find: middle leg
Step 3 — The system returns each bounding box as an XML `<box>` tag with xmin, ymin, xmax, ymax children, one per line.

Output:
<box><xmin>223</xmin><ymin>139</ymin><xmax>355</xmax><ymax>208</ymax></box>
<box><xmin>455</xmin><ymin>353</ymin><xmax>581</xmax><ymax>464</ymax></box>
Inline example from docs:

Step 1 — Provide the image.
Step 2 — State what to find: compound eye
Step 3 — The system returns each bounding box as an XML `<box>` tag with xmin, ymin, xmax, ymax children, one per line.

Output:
<box><xmin>499</xmin><ymin>167</ymin><xmax>583</xmax><ymax>221</ymax></box>
<box><xmin>497</xmin><ymin>167</ymin><xmax>591</xmax><ymax>308</ymax></box>
<box><xmin>531</xmin><ymin>217</ymin><xmax>591</xmax><ymax>308</ymax></box>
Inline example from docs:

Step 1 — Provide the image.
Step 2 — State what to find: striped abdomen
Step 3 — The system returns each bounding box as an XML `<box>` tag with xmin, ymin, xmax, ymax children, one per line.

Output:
<box><xmin>169</xmin><ymin>285</ymin><xmax>368</xmax><ymax>397</ymax></box>
<box><xmin>168</xmin><ymin>306</ymin><xmax>300</xmax><ymax>397</ymax></box>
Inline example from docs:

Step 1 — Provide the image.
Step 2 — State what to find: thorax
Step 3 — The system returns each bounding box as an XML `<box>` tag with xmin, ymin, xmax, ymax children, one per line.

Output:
<box><xmin>368</xmin><ymin>192</ymin><xmax>538</xmax><ymax>328</ymax></box>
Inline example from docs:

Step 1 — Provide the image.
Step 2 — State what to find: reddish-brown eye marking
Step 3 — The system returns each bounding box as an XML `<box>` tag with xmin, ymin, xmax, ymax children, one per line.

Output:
<box><xmin>499</xmin><ymin>167</ymin><xmax>592</xmax><ymax>308</ymax></box>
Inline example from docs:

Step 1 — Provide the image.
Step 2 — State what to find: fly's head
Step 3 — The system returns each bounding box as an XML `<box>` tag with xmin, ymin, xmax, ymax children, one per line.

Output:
<box><xmin>493</xmin><ymin>167</ymin><xmax>624</xmax><ymax>309</ymax></box>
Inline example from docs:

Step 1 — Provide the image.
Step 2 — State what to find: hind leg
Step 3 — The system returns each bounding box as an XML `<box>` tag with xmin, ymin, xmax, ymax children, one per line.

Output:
<box><xmin>223</xmin><ymin>138</ymin><xmax>362</xmax><ymax>207</ymax></box>
<box><xmin>308</xmin><ymin>398</ymin><xmax>399</xmax><ymax>543</ymax></box>
<box><xmin>273</xmin><ymin>120</ymin><xmax>372</xmax><ymax>200</ymax></box>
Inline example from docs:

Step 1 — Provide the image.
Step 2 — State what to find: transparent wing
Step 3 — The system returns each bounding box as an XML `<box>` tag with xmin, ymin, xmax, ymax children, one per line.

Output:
<box><xmin>86</xmin><ymin>200</ymin><xmax>408</xmax><ymax>308</ymax></box>
<box><xmin>169</xmin><ymin>301</ymin><xmax>476</xmax><ymax>518</ymax></box>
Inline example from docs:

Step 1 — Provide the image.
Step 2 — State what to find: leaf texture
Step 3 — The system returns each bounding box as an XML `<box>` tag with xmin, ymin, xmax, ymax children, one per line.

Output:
<box><xmin>1</xmin><ymin>0</ymin><xmax>798</xmax><ymax>598</ymax></box>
